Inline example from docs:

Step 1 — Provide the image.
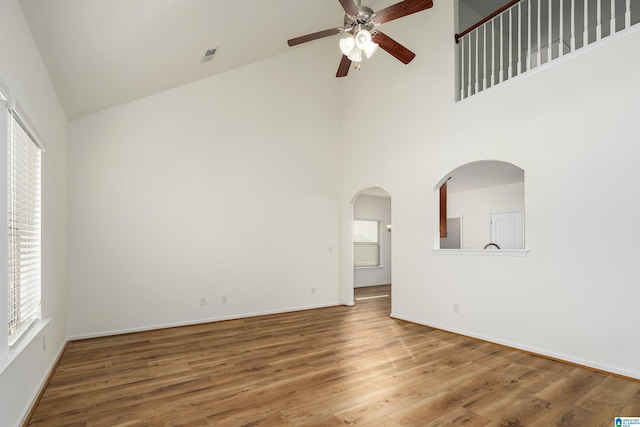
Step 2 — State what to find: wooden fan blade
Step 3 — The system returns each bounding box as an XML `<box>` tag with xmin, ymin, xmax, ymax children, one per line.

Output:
<box><xmin>288</xmin><ymin>28</ymin><xmax>342</xmax><ymax>46</ymax></box>
<box><xmin>336</xmin><ymin>55</ymin><xmax>352</xmax><ymax>77</ymax></box>
<box><xmin>373</xmin><ymin>31</ymin><xmax>416</xmax><ymax>64</ymax></box>
<box><xmin>373</xmin><ymin>0</ymin><xmax>433</xmax><ymax>24</ymax></box>
<box><xmin>338</xmin><ymin>0</ymin><xmax>358</xmax><ymax>16</ymax></box>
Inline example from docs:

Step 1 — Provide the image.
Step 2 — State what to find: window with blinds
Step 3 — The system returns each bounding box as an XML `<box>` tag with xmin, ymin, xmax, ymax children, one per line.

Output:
<box><xmin>7</xmin><ymin>111</ymin><xmax>42</xmax><ymax>346</ymax></box>
<box><xmin>353</xmin><ymin>220</ymin><xmax>380</xmax><ymax>268</ymax></box>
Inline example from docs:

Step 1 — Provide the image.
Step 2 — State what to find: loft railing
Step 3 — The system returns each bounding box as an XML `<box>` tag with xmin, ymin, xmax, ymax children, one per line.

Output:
<box><xmin>456</xmin><ymin>0</ymin><xmax>638</xmax><ymax>101</ymax></box>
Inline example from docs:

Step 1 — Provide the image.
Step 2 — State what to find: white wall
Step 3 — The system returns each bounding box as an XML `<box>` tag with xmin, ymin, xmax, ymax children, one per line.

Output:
<box><xmin>342</xmin><ymin>1</ymin><xmax>640</xmax><ymax>379</ymax></box>
<box><xmin>0</xmin><ymin>1</ymin><xmax>68</xmax><ymax>426</ymax></box>
<box><xmin>458</xmin><ymin>0</ymin><xmax>483</xmax><ymax>32</ymax></box>
<box><xmin>353</xmin><ymin>195</ymin><xmax>391</xmax><ymax>288</ymax></box>
<box><xmin>67</xmin><ymin>40</ymin><xmax>344</xmax><ymax>338</ymax></box>
<box><xmin>447</xmin><ymin>182</ymin><xmax>524</xmax><ymax>249</ymax></box>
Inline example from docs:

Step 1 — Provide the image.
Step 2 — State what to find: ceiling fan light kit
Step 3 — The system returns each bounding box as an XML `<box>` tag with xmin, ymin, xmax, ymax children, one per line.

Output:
<box><xmin>340</xmin><ymin>30</ymin><xmax>378</xmax><ymax>62</ymax></box>
<box><xmin>354</xmin><ymin>29</ymin><xmax>372</xmax><ymax>49</ymax></box>
<box><xmin>339</xmin><ymin>36</ymin><xmax>355</xmax><ymax>55</ymax></box>
<box><xmin>287</xmin><ymin>0</ymin><xmax>434</xmax><ymax>77</ymax></box>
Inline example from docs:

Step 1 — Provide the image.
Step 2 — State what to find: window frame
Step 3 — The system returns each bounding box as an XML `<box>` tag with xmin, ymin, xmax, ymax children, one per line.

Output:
<box><xmin>353</xmin><ymin>219</ymin><xmax>381</xmax><ymax>268</ymax></box>
<box><xmin>6</xmin><ymin>102</ymin><xmax>43</xmax><ymax>347</ymax></box>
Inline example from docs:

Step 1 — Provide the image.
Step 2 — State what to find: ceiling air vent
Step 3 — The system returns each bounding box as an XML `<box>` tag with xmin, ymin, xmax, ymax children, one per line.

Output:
<box><xmin>201</xmin><ymin>48</ymin><xmax>217</xmax><ymax>63</ymax></box>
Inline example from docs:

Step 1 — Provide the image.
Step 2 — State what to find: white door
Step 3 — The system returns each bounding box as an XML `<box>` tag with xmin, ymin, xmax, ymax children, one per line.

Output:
<box><xmin>490</xmin><ymin>211</ymin><xmax>524</xmax><ymax>249</ymax></box>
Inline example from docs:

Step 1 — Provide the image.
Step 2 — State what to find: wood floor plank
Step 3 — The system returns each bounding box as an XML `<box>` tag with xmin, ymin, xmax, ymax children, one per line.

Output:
<box><xmin>361</xmin><ymin>416</ymin><xmax>404</xmax><ymax>427</ymax></box>
<box><xmin>620</xmin><ymin>389</ymin><xmax>640</xmax><ymax>417</ymax></box>
<box><xmin>546</xmin><ymin>404</ymin><xmax>614</xmax><ymax>427</ymax></box>
<box><xmin>535</xmin><ymin>366</ymin><xmax>607</xmax><ymax>406</ymax></box>
<box><xmin>333</xmin><ymin>361</ymin><xmax>458</xmax><ymax>425</ymax></box>
<box><xmin>493</xmin><ymin>396</ymin><xmax>566</xmax><ymax>427</ymax></box>
<box><xmin>26</xmin><ymin>285</ymin><xmax>640</xmax><ymax>426</ymax></box>
<box><xmin>385</xmin><ymin>366</ymin><xmax>510</xmax><ymax>426</ymax></box>
<box><xmin>421</xmin><ymin>407</ymin><xmax>491</xmax><ymax>427</ymax></box>
<box><xmin>575</xmin><ymin>374</ymin><xmax>640</xmax><ymax>415</ymax></box>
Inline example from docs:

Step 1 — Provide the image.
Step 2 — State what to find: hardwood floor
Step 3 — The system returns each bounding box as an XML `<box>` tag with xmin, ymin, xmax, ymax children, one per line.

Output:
<box><xmin>27</xmin><ymin>285</ymin><xmax>640</xmax><ymax>426</ymax></box>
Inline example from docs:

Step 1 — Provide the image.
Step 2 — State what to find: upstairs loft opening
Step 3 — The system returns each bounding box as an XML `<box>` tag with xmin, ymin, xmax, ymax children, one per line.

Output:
<box><xmin>456</xmin><ymin>0</ymin><xmax>640</xmax><ymax>100</ymax></box>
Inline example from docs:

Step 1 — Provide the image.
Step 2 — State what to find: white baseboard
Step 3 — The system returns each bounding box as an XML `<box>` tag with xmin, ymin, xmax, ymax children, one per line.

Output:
<box><xmin>390</xmin><ymin>312</ymin><xmax>640</xmax><ymax>381</ymax></box>
<box><xmin>15</xmin><ymin>339</ymin><xmax>68</xmax><ymax>427</ymax></box>
<box><xmin>68</xmin><ymin>302</ymin><xmax>343</xmax><ymax>341</ymax></box>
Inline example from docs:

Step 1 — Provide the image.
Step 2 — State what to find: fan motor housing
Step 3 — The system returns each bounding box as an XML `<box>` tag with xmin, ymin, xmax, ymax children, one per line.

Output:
<box><xmin>344</xmin><ymin>5</ymin><xmax>376</xmax><ymax>32</ymax></box>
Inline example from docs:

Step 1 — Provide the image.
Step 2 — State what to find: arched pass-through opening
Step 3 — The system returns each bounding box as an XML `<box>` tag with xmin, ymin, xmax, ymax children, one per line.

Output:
<box><xmin>436</xmin><ymin>160</ymin><xmax>526</xmax><ymax>255</ymax></box>
<box><xmin>351</xmin><ymin>187</ymin><xmax>392</xmax><ymax>312</ymax></box>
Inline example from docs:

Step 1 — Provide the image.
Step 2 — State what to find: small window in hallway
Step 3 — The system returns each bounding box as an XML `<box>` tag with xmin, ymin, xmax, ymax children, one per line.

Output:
<box><xmin>353</xmin><ymin>220</ymin><xmax>380</xmax><ymax>267</ymax></box>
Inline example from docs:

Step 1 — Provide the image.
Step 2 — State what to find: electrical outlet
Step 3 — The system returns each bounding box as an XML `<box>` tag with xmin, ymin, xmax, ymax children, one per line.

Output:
<box><xmin>311</xmin><ymin>287</ymin><xmax>316</xmax><ymax>295</ymax></box>
<box><xmin>200</xmin><ymin>297</ymin><xmax>207</xmax><ymax>306</ymax></box>
<box><xmin>221</xmin><ymin>295</ymin><xmax>227</xmax><ymax>304</ymax></box>
<box><xmin>453</xmin><ymin>303</ymin><xmax>460</xmax><ymax>314</ymax></box>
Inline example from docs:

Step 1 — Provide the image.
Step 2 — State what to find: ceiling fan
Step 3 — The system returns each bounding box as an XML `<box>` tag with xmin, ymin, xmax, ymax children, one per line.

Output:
<box><xmin>287</xmin><ymin>0</ymin><xmax>434</xmax><ymax>77</ymax></box>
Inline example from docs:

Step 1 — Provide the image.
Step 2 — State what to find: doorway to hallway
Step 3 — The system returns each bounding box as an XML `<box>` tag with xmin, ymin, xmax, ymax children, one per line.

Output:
<box><xmin>352</xmin><ymin>187</ymin><xmax>391</xmax><ymax>314</ymax></box>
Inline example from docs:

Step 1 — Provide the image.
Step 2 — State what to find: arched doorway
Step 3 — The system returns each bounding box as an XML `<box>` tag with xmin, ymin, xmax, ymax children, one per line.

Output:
<box><xmin>351</xmin><ymin>187</ymin><xmax>392</xmax><ymax>313</ymax></box>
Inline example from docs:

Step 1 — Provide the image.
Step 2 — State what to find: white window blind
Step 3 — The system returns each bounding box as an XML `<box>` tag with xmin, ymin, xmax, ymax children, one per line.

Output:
<box><xmin>353</xmin><ymin>220</ymin><xmax>380</xmax><ymax>267</ymax></box>
<box><xmin>8</xmin><ymin>110</ymin><xmax>42</xmax><ymax>346</ymax></box>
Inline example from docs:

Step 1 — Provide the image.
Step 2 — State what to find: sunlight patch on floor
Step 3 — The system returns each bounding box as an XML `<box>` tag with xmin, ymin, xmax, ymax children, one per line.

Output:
<box><xmin>356</xmin><ymin>294</ymin><xmax>390</xmax><ymax>301</ymax></box>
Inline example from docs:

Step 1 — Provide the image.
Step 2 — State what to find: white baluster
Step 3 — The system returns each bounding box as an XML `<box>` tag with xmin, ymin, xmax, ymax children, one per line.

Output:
<box><xmin>596</xmin><ymin>0</ymin><xmax>602</xmax><ymax>40</ymax></box>
<box><xmin>584</xmin><ymin>0</ymin><xmax>589</xmax><ymax>46</ymax></box>
<box><xmin>571</xmin><ymin>0</ymin><xmax>576</xmax><ymax>51</ymax></box>
<box><xmin>518</xmin><ymin>2</ymin><xmax>522</xmax><ymax>75</ymax></box>
<box><xmin>460</xmin><ymin>37</ymin><xmax>465</xmax><ymax>99</ymax></box>
<box><xmin>509</xmin><ymin>8</ymin><xmax>513</xmax><ymax>78</ymax></box>
<box><xmin>626</xmin><ymin>0</ymin><xmax>631</xmax><ymax>29</ymax></box>
<box><xmin>475</xmin><ymin>30</ymin><xmax>479</xmax><ymax>94</ymax></box>
<box><xmin>560</xmin><ymin>0</ymin><xmax>564</xmax><ymax>57</ymax></box>
<box><xmin>468</xmin><ymin>34</ymin><xmax>472</xmax><ymax>96</ymax></box>
<box><xmin>548</xmin><ymin>0</ymin><xmax>553</xmax><ymax>62</ymax></box>
<box><xmin>611</xmin><ymin>0</ymin><xmax>617</xmax><ymax>35</ymax></box>
<box><xmin>491</xmin><ymin>18</ymin><xmax>496</xmax><ymax>86</ymax></box>
<box><xmin>527</xmin><ymin>0</ymin><xmax>532</xmax><ymax>70</ymax></box>
<box><xmin>483</xmin><ymin>24</ymin><xmax>487</xmax><ymax>90</ymax></box>
<box><xmin>537</xmin><ymin>0</ymin><xmax>542</xmax><ymax>66</ymax></box>
<box><xmin>500</xmin><ymin>14</ymin><xmax>504</xmax><ymax>83</ymax></box>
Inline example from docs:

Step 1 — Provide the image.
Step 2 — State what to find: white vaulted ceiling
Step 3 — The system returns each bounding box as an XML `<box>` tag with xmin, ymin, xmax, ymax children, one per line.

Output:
<box><xmin>18</xmin><ymin>0</ymin><xmax>504</xmax><ymax>119</ymax></box>
<box><xmin>18</xmin><ymin>0</ymin><xmax>389</xmax><ymax>119</ymax></box>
